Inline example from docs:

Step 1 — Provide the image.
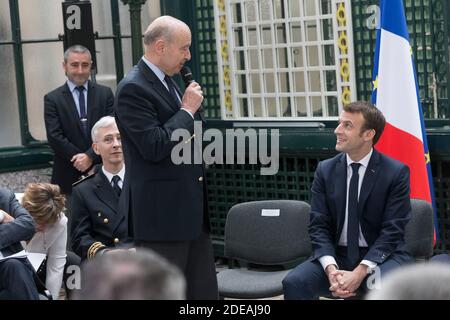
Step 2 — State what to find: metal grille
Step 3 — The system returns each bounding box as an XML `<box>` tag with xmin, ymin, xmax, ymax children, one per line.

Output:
<box><xmin>195</xmin><ymin>0</ymin><xmax>222</xmax><ymax>119</ymax></box>
<box><xmin>352</xmin><ymin>0</ymin><xmax>450</xmax><ymax>119</ymax></box>
<box><xmin>433</xmin><ymin>156</ymin><xmax>450</xmax><ymax>253</ymax></box>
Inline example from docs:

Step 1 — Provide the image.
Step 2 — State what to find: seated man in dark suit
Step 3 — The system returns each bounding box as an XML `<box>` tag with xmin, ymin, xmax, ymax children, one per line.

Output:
<box><xmin>0</xmin><ymin>188</ymin><xmax>39</xmax><ymax>299</ymax></box>
<box><xmin>283</xmin><ymin>101</ymin><xmax>413</xmax><ymax>299</ymax></box>
<box><xmin>70</xmin><ymin>116</ymin><xmax>132</xmax><ymax>260</ymax></box>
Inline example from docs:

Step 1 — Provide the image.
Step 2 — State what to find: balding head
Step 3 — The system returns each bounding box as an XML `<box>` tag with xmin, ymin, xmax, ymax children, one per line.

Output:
<box><xmin>144</xmin><ymin>16</ymin><xmax>190</xmax><ymax>47</ymax></box>
<box><xmin>142</xmin><ymin>15</ymin><xmax>192</xmax><ymax>75</ymax></box>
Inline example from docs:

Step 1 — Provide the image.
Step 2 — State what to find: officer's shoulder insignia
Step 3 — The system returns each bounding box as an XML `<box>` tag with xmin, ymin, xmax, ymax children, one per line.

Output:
<box><xmin>72</xmin><ymin>172</ymin><xmax>96</xmax><ymax>187</ymax></box>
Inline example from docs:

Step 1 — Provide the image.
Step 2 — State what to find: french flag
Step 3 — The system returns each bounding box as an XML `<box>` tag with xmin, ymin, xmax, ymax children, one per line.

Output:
<box><xmin>371</xmin><ymin>0</ymin><xmax>438</xmax><ymax>240</ymax></box>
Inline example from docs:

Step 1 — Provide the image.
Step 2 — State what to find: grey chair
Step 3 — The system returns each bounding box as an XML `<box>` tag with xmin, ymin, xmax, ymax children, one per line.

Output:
<box><xmin>405</xmin><ymin>199</ymin><xmax>434</xmax><ymax>260</ymax></box>
<box><xmin>217</xmin><ymin>200</ymin><xmax>312</xmax><ymax>299</ymax></box>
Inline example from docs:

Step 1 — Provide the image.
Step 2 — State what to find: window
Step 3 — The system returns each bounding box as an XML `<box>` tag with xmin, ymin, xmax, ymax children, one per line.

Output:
<box><xmin>214</xmin><ymin>0</ymin><xmax>356</xmax><ymax>120</ymax></box>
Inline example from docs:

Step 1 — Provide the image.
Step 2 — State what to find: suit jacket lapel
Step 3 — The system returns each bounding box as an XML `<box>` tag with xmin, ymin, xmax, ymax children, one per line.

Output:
<box><xmin>62</xmin><ymin>83</ymin><xmax>85</xmax><ymax>135</ymax></box>
<box><xmin>87</xmin><ymin>80</ymin><xmax>96</xmax><ymax>132</ymax></box>
<box><xmin>137</xmin><ymin>59</ymin><xmax>181</xmax><ymax>113</ymax></box>
<box><xmin>93</xmin><ymin>170</ymin><xmax>127</xmax><ymax>233</ymax></box>
<box><xmin>113</xmin><ymin>175</ymin><xmax>129</xmax><ymax>234</ymax></box>
<box><xmin>335</xmin><ymin>153</ymin><xmax>348</xmax><ymax>235</ymax></box>
<box><xmin>93</xmin><ymin>171</ymin><xmax>118</xmax><ymax>214</ymax></box>
<box><xmin>172</xmin><ymin>79</ymin><xmax>183</xmax><ymax>99</ymax></box>
<box><xmin>358</xmin><ymin>150</ymin><xmax>381</xmax><ymax>219</ymax></box>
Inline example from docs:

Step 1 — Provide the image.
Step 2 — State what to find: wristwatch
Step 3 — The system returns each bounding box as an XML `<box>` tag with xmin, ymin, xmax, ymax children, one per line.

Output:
<box><xmin>0</xmin><ymin>211</ymin><xmax>5</xmax><ymax>223</ymax></box>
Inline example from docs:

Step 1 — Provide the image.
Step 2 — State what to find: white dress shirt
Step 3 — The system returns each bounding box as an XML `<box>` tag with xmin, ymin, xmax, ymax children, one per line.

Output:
<box><xmin>67</xmin><ymin>80</ymin><xmax>88</xmax><ymax>116</ymax></box>
<box><xmin>319</xmin><ymin>149</ymin><xmax>377</xmax><ymax>271</ymax></box>
<box><xmin>102</xmin><ymin>165</ymin><xmax>125</xmax><ymax>188</ymax></box>
<box><xmin>24</xmin><ymin>214</ymin><xmax>68</xmax><ymax>299</ymax></box>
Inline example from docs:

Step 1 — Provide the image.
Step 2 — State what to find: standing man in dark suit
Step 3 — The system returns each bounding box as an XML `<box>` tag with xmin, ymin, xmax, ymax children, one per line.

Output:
<box><xmin>44</xmin><ymin>45</ymin><xmax>114</xmax><ymax>195</ymax></box>
<box><xmin>70</xmin><ymin>116</ymin><xmax>132</xmax><ymax>260</ymax></box>
<box><xmin>0</xmin><ymin>188</ymin><xmax>39</xmax><ymax>299</ymax></box>
<box><xmin>283</xmin><ymin>101</ymin><xmax>413</xmax><ymax>299</ymax></box>
<box><xmin>114</xmin><ymin>16</ymin><xmax>218</xmax><ymax>299</ymax></box>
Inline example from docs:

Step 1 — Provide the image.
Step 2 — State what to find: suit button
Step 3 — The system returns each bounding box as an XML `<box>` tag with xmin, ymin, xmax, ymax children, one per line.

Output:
<box><xmin>97</xmin><ymin>212</ymin><xmax>101</xmax><ymax>217</ymax></box>
<box><xmin>114</xmin><ymin>238</ymin><xmax>120</xmax><ymax>244</ymax></box>
<box><xmin>103</xmin><ymin>218</ymin><xmax>109</xmax><ymax>224</ymax></box>
<box><xmin>198</xmin><ymin>176</ymin><xmax>203</xmax><ymax>182</ymax></box>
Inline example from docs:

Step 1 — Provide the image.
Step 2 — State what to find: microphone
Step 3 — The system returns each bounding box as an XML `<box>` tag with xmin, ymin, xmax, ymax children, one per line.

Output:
<box><xmin>180</xmin><ymin>66</ymin><xmax>205</xmax><ymax>122</ymax></box>
<box><xmin>180</xmin><ymin>66</ymin><xmax>195</xmax><ymax>86</ymax></box>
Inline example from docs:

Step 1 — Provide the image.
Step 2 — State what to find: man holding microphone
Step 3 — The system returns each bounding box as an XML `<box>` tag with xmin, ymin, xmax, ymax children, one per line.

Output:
<box><xmin>114</xmin><ymin>16</ymin><xmax>218</xmax><ymax>300</ymax></box>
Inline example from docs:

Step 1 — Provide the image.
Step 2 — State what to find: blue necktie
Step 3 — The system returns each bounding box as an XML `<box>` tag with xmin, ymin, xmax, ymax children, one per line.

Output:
<box><xmin>111</xmin><ymin>175</ymin><xmax>121</xmax><ymax>197</ymax></box>
<box><xmin>347</xmin><ymin>163</ymin><xmax>361</xmax><ymax>266</ymax></box>
<box><xmin>76</xmin><ymin>86</ymin><xmax>88</xmax><ymax>137</ymax></box>
<box><xmin>164</xmin><ymin>75</ymin><xmax>181</xmax><ymax>107</ymax></box>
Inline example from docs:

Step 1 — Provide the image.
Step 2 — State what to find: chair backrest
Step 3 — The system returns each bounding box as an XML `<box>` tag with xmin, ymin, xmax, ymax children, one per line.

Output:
<box><xmin>224</xmin><ymin>200</ymin><xmax>312</xmax><ymax>265</ymax></box>
<box><xmin>404</xmin><ymin>199</ymin><xmax>434</xmax><ymax>260</ymax></box>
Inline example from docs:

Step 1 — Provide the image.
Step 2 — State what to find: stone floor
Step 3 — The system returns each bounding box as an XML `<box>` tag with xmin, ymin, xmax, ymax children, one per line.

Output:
<box><xmin>0</xmin><ymin>168</ymin><xmax>51</xmax><ymax>192</ymax></box>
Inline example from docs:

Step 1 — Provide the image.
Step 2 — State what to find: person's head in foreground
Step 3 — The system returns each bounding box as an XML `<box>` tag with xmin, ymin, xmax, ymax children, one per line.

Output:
<box><xmin>75</xmin><ymin>248</ymin><xmax>186</xmax><ymax>300</ymax></box>
<box><xmin>365</xmin><ymin>262</ymin><xmax>450</xmax><ymax>300</ymax></box>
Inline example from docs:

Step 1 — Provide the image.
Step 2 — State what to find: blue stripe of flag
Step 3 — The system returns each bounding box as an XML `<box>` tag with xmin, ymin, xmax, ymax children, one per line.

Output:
<box><xmin>371</xmin><ymin>27</ymin><xmax>381</xmax><ymax>105</ymax></box>
<box><xmin>379</xmin><ymin>0</ymin><xmax>410</xmax><ymax>42</ymax></box>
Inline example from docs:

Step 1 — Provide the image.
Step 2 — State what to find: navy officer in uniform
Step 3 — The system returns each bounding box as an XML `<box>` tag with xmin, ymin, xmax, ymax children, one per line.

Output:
<box><xmin>70</xmin><ymin>116</ymin><xmax>132</xmax><ymax>260</ymax></box>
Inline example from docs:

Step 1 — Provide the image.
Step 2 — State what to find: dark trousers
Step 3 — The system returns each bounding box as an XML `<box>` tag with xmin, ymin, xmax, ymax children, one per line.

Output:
<box><xmin>282</xmin><ymin>247</ymin><xmax>412</xmax><ymax>300</ymax></box>
<box><xmin>0</xmin><ymin>258</ymin><xmax>39</xmax><ymax>300</ymax></box>
<box><xmin>137</xmin><ymin>227</ymin><xmax>218</xmax><ymax>300</ymax></box>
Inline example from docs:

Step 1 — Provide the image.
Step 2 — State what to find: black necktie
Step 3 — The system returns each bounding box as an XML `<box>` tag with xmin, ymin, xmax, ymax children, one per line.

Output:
<box><xmin>111</xmin><ymin>175</ymin><xmax>121</xmax><ymax>197</ymax></box>
<box><xmin>164</xmin><ymin>75</ymin><xmax>181</xmax><ymax>107</ymax></box>
<box><xmin>75</xmin><ymin>86</ymin><xmax>88</xmax><ymax>136</ymax></box>
<box><xmin>347</xmin><ymin>163</ymin><xmax>361</xmax><ymax>266</ymax></box>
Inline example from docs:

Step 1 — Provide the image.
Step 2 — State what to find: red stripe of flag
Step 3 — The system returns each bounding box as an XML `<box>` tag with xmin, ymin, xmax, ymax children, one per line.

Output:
<box><xmin>376</xmin><ymin>123</ymin><xmax>431</xmax><ymax>202</ymax></box>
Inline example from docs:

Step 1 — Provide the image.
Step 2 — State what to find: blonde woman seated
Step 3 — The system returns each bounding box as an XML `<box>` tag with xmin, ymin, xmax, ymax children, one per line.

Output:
<box><xmin>19</xmin><ymin>183</ymin><xmax>67</xmax><ymax>299</ymax></box>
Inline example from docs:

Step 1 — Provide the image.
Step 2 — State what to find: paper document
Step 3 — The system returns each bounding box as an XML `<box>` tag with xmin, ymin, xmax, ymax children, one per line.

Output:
<box><xmin>27</xmin><ymin>252</ymin><xmax>46</xmax><ymax>272</ymax></box>
<box><xmin>0</xmin><ymin>250</ymin><xmax>46</xmax><ymax>272</ymax></box>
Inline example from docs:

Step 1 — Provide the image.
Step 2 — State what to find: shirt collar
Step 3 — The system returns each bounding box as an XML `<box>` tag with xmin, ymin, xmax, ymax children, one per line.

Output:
<box><xmin>346</xmin><ymin>148</ymin><xmax>373</xmax><ymax>168</ymax></box>
<box><xmin>142</xmin><ymin>56</ymin><xmax>166</xmax><ymax>83</ymax></box>
<box><xmin>67</xmin><ymin>80</ymin><xmax>88</xmax><ymax>93</ymax></box>
<box><xmin>102</xmin><ymin>165</ymin><xmax>125</xmax><ymax>184</ymax></box>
